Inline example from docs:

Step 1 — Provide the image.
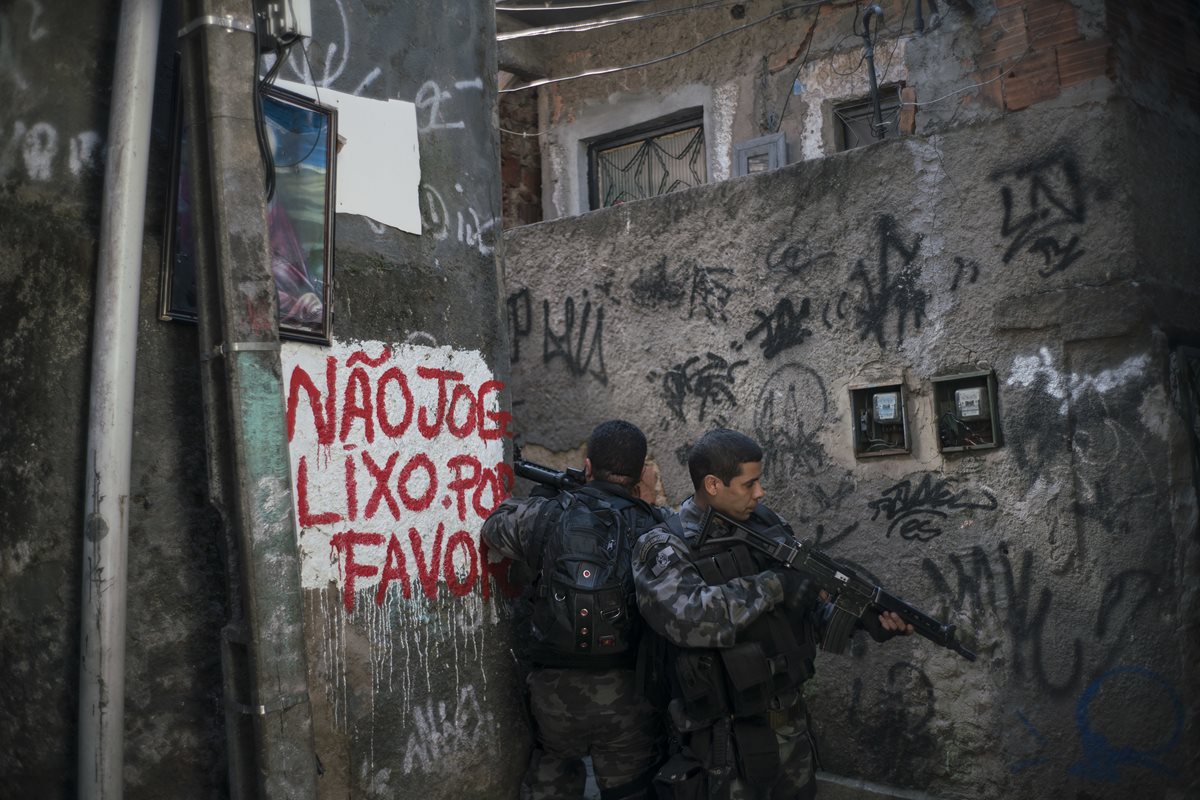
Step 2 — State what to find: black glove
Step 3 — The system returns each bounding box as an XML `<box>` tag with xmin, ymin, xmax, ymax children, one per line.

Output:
<box><xmin>773</xmin><ymin>568</ymin><xmax>817</xmax><ymax>611</ymax></box>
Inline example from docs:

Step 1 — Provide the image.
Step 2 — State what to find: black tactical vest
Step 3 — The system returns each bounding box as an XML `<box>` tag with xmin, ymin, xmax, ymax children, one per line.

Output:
<box><xmin>668</xmin><ymin>506</ymin><xmax>818</xmax><ymax>721</ymax></box>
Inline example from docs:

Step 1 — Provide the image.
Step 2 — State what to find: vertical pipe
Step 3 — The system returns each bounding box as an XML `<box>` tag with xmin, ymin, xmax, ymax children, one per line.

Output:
<box><xmin>179</xmin><ymin>1</ymin><xmax>318</xmax><ymax>794</ymax></box>
<box><xmin>78</xmin><ymin>0</ymin><xmax>162</xmax><ymax>798</ymax></box>
<box><xmin>861</xmin><ymin>5</ymin><xmax>885</xmax><ymax>140</ymax></box>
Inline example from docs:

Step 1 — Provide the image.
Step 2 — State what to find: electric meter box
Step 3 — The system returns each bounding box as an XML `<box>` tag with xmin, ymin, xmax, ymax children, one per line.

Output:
<box><xmin>261</xmin><ymin>0</ymin><xmax>312</xmax><ymax>47</ymax></box>
<box><xmin>849</xmin><ymin>382</ymin><xmax>911</xmax><ymax>458</ymax></box>
<box><xmin>932</xmin><ymin>369</ymin><xmax>1001</xmax><ymax>453</ymax></box>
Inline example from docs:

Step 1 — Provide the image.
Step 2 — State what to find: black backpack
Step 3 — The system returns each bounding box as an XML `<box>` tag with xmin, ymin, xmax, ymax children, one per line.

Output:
<box><xmin>528</xmin><ymin>487</ymin><xmax>649</xmax><ymax>668</ymax></box>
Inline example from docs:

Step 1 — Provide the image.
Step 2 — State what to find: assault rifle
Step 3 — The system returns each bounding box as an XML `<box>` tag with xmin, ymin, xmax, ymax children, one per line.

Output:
<box><xmin>512</xmin><ymin>445</ymin><xmax>586</xmax><ymax>491</ymax></box>
<box><xmin>697</xmin><ymin>508</ymin><xmax>977</xmax><ymax>662</ymax></box>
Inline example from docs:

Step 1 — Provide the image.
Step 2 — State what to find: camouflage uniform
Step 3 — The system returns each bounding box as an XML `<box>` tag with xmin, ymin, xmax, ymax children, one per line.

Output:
<box><xmin>483</xmin><ymin>481</ymin><xmax>664</xmax><ymax>799</ymax></box>
<box><xmin>632</xmin><ymin>498</ymin><xmax>822</xmax><ymax>800</ymax></box>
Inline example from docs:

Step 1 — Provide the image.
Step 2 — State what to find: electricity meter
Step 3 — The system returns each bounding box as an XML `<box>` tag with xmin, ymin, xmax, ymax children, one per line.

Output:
<box><xmin>954</xmin><ymin>387</ymin><xmax>985</xmax><ymax>420</ymax></box>
<box><xmin>850</xmin><ymin>382</ymin><xmax>911</xmax><ymax>457</ymax></box>
<box><xmin>932</xmin><ymin>370</ymin><xmax>1000</xmax><ymax>452</ymax></box>
<box><xmin>873</xmin><ymin>391</ymin><xmax>899</xmax><ymax>421</ymax></box>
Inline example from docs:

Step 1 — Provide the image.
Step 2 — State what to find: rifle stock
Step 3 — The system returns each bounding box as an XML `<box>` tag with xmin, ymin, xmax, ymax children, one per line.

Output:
<box><xmin>697</xmin><ymin>508</ymin><xmax>977</xmax><ymax>662</ymax></box>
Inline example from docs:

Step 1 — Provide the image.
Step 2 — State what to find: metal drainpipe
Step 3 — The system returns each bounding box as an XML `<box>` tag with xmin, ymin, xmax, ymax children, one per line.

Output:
<box><xmin>77</xmin><ymin>0</ymin><xmax>162</xmax><ymax>798</ymax></box>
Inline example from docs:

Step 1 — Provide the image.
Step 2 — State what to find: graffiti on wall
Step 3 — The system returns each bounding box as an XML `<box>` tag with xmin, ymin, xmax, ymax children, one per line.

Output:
<box><xmin>402</xmin><ymin>684</ymin><xmax>499</xmax><ymax>772</ymax></box>
<box><xmin>654</xmin><ymin>351</ymin><xmax>748</xmax><ymax>424</ymax></box>
<box><xmin>420</xmin><ymin>181</ymin><xmax>498</xmax><ymax>256</ymax></box>
<box><xmin>629</xmin><ymin>257</ymin><xmax>686</xmax><ymax>310</ymax></box>
<box><xmin>745</xmin><ymin>297</ymin><xmax>813</xmax><ymax>359</ymax></box>
<box><xmin>0</xmin><ymin>0</ymin><xmax>99</xmax><ymax>185</ymax></box>
<box><xmin>543</xmin><ymin>291</ymin><xmax>607</xmax><ymax>384</ymax></box>
<box><xmin>1012</xmin><ymin>667</ymin><xmax>1183</xmax><ymax>783</ymax></box>
<box><xmin>629</xmin><ymin>259</ymin><xmax>736</xmax><ymax>323</ymax></box>
<box><xmin>922</xmin><ymin>544</ymin><xmax>1164</xmax><ymax>697</ymax></box>
<box><xmin>506</xmin><ymin>287</ymin><xmax>532</xmax><ymax>363</ymax></box>
<box><xmin>416</xmin><ymin>78</ymin><xmax>484</xmax><ymax>133</ymax></box>
<box><xmin>847</xmin><ymin>661</ymin><xmax>937</xmax><ymax>783</ymax></box>
<box><xmin>990</xmin><ymin>149</ymin><xmax>1092</xmax><ymax>277</ymax></box>
<box><xmin>850</xmin><ymin>215</ymin><xmax>928</xmax><ymax>349</ymax></box>
<box><xmin>753</xmin><ymin>362</ymin><xmax>830</xmax><ymax>478</ymax></box>
<box><xmin>867</xmin><ymin>473</ymin><xmax>998</xmax><ymax>542</ymax></box>
<box><xmin>763</xmin><ymin>234</ymin><xmax>836</xmax><ymax>278</ymax></box>
<box><xmin>283</xmin><ymin>339</ymin><xmax>518</xmax><ymax>613</ymax></box>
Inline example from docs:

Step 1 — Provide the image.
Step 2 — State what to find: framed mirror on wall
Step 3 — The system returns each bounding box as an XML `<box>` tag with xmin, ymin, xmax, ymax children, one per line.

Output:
<box><xmin>160</xmin><ymin>83</ymin><xmax>337</xmax><ymax>345</ymax></box>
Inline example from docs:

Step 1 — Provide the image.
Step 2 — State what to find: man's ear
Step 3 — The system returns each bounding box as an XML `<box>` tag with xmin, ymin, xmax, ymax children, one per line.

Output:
<box><xmin>702</xmin><ymin>474</ymin><xmax>722</xmax><ymax>496</ymax></box>
<box><xmin>584</xmin><ymin>457</ymin><xmax>593</xmax><ymax>481</ymax></box>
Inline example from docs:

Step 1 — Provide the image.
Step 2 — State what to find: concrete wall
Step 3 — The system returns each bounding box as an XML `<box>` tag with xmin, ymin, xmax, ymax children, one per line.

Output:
<box><xmin>1</xmin><ymin>1</ymin><xmax>525</xmax><ymax>797</ymax></box>
<box><xmin>506</xmin><ymin>0</ymin><xmax>1143</xmax><ymax>221</ymax></box>
<box><xmin>500</xmin><ymin>98</ymin><xmax>1200</xmax><ymax>799</ymax></box>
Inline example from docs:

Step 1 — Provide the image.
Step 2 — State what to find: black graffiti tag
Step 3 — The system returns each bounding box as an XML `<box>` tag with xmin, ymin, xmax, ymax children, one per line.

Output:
<box><xmin>629</xmin><ymin>257</ymin><xmax>686</xmax><ymax>310</ymax></box>
<box><xmin>506</xmin><ymin>288</ymin><xmax>531</xmax><ymax>363</ymax></box>
<box><xmin>753</xmin><ymin>363</ymin><xmax>829</xmax><ymax>478</ymax></box>
<box><xmin>949</xmin><ymin>257</ymin><xmax>980</xmax><ymax>291</ymax></box>
<box><xmin>991</xmin><ymin>150</ymin><xmax>1087</xmax><ymax>277</ymax></box>
<box><xmin>851</xmin><ymin>215</ymin><xmax>928</xmax><ymax>349</ymax></box>
<box><xmin>660</xmin><ymin>352</ymin><xmax>748</xmax><ymax>423</ymax></box>
<box><xmin>688</xmin><ymin>264</ymin><xmax>734</xmax><ymax>322</ymax></box>
<box><xmin>764</xmin><ymin>234</ymin><xmax>836</xmax><ymax>277</ymax></box>
<box><xmin>542</xmin><ymin>291</ymin><xmax>607</xmax><ymax>384</ymax></box>
<box><xmin>745</xmin><ymin>297</ymin><xmax>813</xmax><ymax>359</ymax></box>
<box><xmin>868</xmin><ymin>473</ymin><xmax>998</xmax><ymax>541</ymax></box>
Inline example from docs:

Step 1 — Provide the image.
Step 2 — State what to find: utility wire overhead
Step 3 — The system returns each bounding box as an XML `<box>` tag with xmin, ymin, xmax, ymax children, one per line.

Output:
<box><xmin>496</xmin><ymin>0</ymin><xmax>650</xmax><ymax>12</ymax></box>
<box><xmin>500</xmin><ymin>1</ymin><xmax>831</xmax><ymax>92</ymax></box>
<box><xmin>499</xmin><ymin>0</ymin><xmax>753</xmax><ymax>41</ymax></box>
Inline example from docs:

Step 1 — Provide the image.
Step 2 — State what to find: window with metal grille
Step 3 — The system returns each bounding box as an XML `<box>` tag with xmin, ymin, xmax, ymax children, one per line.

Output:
<box><xmin>833</xmin><ymin>86</ymin><xmax>902</xmax><ymax>152</ymax></box>
<box><xmin>588</xmin><ymin>111</ymin><xmax>706</xmax><ymax>209</ymax></box>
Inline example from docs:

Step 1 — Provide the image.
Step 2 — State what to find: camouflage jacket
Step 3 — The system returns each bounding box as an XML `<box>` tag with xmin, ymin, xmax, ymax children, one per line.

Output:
<box><xmin>632</xmin><ymin>497</ymin><xmax>790</xmax><ymax>649</ymax></box>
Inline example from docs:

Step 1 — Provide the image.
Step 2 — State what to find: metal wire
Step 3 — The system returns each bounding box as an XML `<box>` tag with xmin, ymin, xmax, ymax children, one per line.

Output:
<box><xmin>500</xmin><ymin>1</ymin><xmax>832</xmax><ymax>92</ymax></box>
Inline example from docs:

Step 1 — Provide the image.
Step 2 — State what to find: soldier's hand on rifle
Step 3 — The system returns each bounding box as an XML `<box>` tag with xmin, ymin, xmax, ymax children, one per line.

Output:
<box><xmin>772</xmin><ymin>568</ymin><xmax>818</xmax><ymax>611</ymax></box>
<box><xmin>861</xmin><ymin>610</ymin><xmax>915</xmax><ymax>642</ymax></box>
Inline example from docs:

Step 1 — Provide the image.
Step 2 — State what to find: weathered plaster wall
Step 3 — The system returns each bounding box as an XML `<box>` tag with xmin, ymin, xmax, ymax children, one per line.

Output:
<box><xmin>284</xmin><ymin>4</ymin><xmax>526</xmax><ymax>797</ymax></box>
<box><xmin>2</xmin><ymin>0</ymin><xmax>524</xmax><ymax>797</ymax></box>
<box><xmin>501</xmin><ymin>98</ymin><xmax>1200</xmax><ymax>798</ymax></box>
<box><xmin>513</xmin><ymin>0</ymin><xmax>1127</xmax><ymax>221</ymax></box>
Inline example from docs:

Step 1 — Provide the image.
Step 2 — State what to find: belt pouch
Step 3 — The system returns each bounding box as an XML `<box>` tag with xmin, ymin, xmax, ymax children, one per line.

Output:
<box><xmin>652</xmin><ymin>752</ymin><xmax>707</xmax><ymax>800</ymax></box>
<box><xmin>732</xmin><ymin>717</ymin><xmax>781</xmax><ymax>786</ymax></box>
<box><xmin>719</xmin><ymin>643</ymin><xmax>773</xmax><ymax>716</ymax></box>
<box><xmin>674</xmin><ymin>651</ymin><xmax>728</xmax><ymax>722</ymax></box>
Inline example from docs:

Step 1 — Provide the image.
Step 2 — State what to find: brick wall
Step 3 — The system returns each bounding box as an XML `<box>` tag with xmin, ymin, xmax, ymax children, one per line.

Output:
<box><xmin>979</xmin><ymin>0</ymin><xmax>1113</xmax><ymax>111</ymax></box>
<box><xmin>499</xmin><ymin>86</ymin><xmax>542</xmax><ymax>229</ymax></box>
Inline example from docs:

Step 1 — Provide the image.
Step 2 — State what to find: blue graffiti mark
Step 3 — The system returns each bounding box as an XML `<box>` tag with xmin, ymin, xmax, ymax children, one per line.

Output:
<box><xmin>1069</xmin><ymin>667</ymin><xmax>1183</xmax><ymax>783</ymax></box>
<box><xmin>1009</xmin><ymin>709</ymin><xmax>1049</xmax><ymax>774</ymax></box>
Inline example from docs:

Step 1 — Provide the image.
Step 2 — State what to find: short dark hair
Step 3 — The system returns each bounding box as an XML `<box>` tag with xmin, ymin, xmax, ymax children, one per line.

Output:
<box><xmin>587</xmin><ymin>420</ymin><xmax>647</xmax><ymax>488</ymax></box>
<box><xmin>687</xmin><ymin>428</ymin><xmax>763</xmax><ymax>489</ymax></box>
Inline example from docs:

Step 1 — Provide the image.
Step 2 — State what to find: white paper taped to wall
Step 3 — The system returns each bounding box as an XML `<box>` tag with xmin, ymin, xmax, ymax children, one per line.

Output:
<box><xmin>276</xmin><ymin>79</ymin><xmax>422</xmax><ymax>235</ymax></box>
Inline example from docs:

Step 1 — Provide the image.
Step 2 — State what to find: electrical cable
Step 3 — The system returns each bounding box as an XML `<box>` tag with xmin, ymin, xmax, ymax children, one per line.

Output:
<box><xmin>251</xmin><ymin>8</ymin><xmax>276</xmax><ymax>201</ymax></box>
<box><xmin>496</xmin><ymin>0</ymin><xmax>649</xmax><ymax>12</ymax></box>
<box><xmin>877</xmin><ymin>0</ymin><xmax>911</xmax><ymax>86</ymax></box>
<box><xmin>500</xmin><ymin>1</ymin><xmax>832</xmax><ymax>93</ymax></box>
<box><xmin>772</xmin><ymin>12</ymin><xmax>820</xmax><ymax>133</ymax></box>
<box><xmin>501</xmin><ymin>126</ymin><xmax>549</xmax><ymax>137</ymax></box>
<box><xmin>498</xmin><ymin>0</ymin><xmax>749</xmax><ymax>41</ymax></box>
<box><xmin>899</xmin><ymin>0</ymin><xmax>1070</xmax><ymax>110</ymax></box>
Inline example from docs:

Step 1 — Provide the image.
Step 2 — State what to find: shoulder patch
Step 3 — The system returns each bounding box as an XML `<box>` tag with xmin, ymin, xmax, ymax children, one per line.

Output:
<box><xmin>650</xmin><ymin>545</ymin><xmax>680</xmax><ymax>577</ymax></box>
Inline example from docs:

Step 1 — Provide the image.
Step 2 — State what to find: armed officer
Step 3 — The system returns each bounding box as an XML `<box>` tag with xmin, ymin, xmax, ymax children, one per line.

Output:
<box><xmin>483</xmin><ymin>420</ymin><xmax>665</xmax><ymax>799</ymax></box>
<box><xmin>632</xmin><ymin>428</ymin><xmax>911</xmax><ymax>799</ymax></box>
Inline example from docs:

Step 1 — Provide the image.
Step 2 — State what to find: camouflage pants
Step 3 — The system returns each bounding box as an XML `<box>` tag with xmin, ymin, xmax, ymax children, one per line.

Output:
<box><xmin>525</xmin><ymin>666</ymin><xmax>663</xmax><ymax>799</ymax></box>
<box><xmin>667</xmin><ymin>717</ymin><xmax>815</xmax><ymax>800</ymax></box>
<box><xmin>722</xmin><ymin>727</ymin><xmax>815</xmax><ymax>800</ymax></box>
